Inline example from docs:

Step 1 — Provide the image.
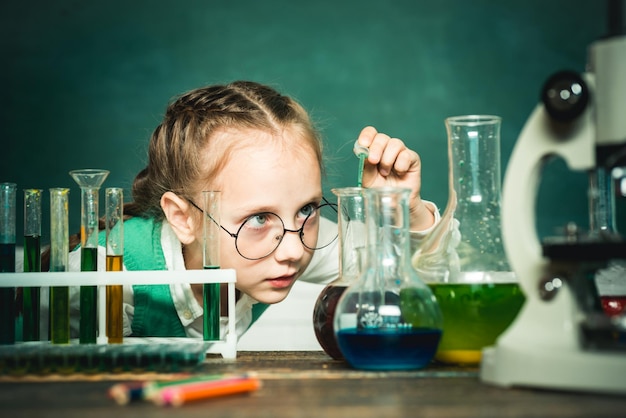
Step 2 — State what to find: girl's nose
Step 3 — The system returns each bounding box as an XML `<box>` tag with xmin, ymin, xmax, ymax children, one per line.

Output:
<box><xmin>273</xmin><ymin>229</ymin><xmax>306</xmax><ymax>262</ymax></box>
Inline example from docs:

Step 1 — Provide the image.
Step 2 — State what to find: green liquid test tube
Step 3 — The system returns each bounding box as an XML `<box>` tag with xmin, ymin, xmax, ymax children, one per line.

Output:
<box><xmin>23</xmin><ymin>189</ymin><xmax>43</xmax><ymax>341</ymax></box>
<box><xmin>50</xmin><ymin>188</ymin><xmax>70</xmax><ymax>344</ymax></box>
<box><xmin>0</xmin><ymin>183</ymin><xmax>17</xmax><ymax>345</ymax></box>
<box><xmin>70</xmin><ymin>169</ymin><xmax>109</xmax><ymax>344</ymax></box>
<box><xmin>202</xmin><ymin>191</ymin><xmax>221</xmax><ymax>341</ymax></box>
<box><xmin>105</xmin><ymin>187</ymin><xmax>124</xmax><ymax>344</ymax></box>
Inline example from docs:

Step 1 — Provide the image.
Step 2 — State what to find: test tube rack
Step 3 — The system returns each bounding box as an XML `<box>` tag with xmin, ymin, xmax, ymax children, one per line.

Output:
<box><xmin>0</xmin><ymin>269</ymin><xmax>237</xmax><ymax>375</ymax></box>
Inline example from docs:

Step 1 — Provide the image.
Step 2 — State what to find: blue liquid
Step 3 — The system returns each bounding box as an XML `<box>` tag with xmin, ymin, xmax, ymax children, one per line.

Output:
<box><xmin>336</xmin><ymin>327</ymin><xmax>441</xmax><ymax>370</ymax></box>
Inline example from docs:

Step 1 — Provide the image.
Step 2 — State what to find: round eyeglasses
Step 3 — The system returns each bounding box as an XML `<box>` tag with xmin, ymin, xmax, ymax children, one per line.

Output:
<box><xmin>187</xmin><ymin>198</ymin><xmax>338</xmax><ymax>260</ymax></box>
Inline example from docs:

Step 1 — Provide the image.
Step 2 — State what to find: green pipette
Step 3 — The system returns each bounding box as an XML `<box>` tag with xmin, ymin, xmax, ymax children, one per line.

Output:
<box><xmin>353</xmin><ymin>141</ymin><xmax>369</xmax><ymax>188</ymax></box>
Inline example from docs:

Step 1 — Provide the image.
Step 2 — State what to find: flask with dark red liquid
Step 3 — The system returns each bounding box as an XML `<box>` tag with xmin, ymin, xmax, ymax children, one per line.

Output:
<box><xmin>313</xmin><ymin>187</ymin><xmax>366</xmax><ymax>360</ymax></box>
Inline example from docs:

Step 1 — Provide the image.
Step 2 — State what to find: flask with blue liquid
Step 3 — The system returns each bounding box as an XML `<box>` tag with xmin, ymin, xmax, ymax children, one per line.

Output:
<box><xmin>333</xmin><ymin>187</ymin><xmax>443</xmax><ymax>370</ymax></box>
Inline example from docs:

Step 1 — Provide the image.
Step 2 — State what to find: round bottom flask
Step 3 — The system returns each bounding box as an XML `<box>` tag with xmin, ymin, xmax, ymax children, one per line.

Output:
<box><xmin>333</xmin><ymin>187</ymin><xmax>443</xmax><ymax>370</ymax></box>
<box><xmin>313</xmin><ymin>187</ymin><xmax>366</xmax><ymax>360</ymax></box>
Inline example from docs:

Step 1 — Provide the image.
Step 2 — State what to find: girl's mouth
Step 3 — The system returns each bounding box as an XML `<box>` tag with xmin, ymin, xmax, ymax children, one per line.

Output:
<box><xmin>266</xmin><ymin>274</ymin><xmax>296</xmax><ymax>289</ymax></box>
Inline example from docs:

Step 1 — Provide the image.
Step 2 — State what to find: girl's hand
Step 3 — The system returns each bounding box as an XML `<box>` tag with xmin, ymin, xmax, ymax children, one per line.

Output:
<box><xmin>356</xmin><ymin>126</ymin><xmax>435</xmax><ymax>231</ymax></box>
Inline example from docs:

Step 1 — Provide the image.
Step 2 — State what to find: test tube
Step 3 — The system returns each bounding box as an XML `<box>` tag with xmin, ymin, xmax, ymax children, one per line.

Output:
<box><xmin>70</xmin><ymin>169</ymin><xmax>109</xmax><ymax>344</ymax></box>
<box><xmin>50</xmin><ymin>188</ymin><xmax>70</xmax><ymax>344</ymax></box>
<box><xmin>23</xmin><ymin>188</ymin><xmax>43</xmax><ymax>341</ymax></box>
<box><xmin>202</xmin><ymin>191</ymin><xmax>221</xmax><ymax>341</ymax></box>
<box><xmin>0</xmin><ymin>183</ymin><xmax>17</xmax><ymax>345</ymax></box>
<box><xmin>105</xmin><ymin>187</ymin><xmax>124</xmax><ymax>344</ymax></box>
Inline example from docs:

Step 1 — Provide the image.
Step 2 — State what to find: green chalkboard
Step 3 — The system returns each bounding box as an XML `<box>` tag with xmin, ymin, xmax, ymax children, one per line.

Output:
<box><xmin>0</xmin><ymin>0</ymin><xmax>611</xmax><ymax>243</ymax></box>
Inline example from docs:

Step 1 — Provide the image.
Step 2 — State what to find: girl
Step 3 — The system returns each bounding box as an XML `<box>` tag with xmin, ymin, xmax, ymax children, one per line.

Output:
<box><xmin>63</xmin><ymin>80</ymin><xmax>439</xmax><ymax>339</ymax></box>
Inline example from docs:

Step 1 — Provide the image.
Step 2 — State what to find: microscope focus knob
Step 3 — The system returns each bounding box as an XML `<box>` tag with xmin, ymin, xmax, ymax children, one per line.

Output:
<box><xmin>541</xmin><ymin>70</ymin><xmax>590</xmax><ymax>122</ymax></box>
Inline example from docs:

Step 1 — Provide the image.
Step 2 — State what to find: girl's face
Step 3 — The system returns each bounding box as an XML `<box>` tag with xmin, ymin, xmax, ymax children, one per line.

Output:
<box><xmin>198</xmin><ymin>128</ymin><xmax>322</xmax><ymax>304</ymax></box>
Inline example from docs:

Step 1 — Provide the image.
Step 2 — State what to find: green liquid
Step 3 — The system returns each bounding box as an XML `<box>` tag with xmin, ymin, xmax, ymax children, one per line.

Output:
<box><xmin>22</xmin><ymin>235</ymin><xmax>41</xmax><ymax>341</ymax></box>
<box><xmin>399</xmin><ymin>286</ymin><xmax>442</xmax><ymax>329</ymax></box>
<box><xmin>50</xmin><ymin>283</ymin><xmax>70</xmax><ymax>344</ymax></box>
<box><xmin>0</xmin><ymin>243</ymin><xmax>16</xmax><ymax>345</ymax></box>
<box><xmin>79</xmin><ymin>246</ymin><xmax>98</xmax><ymax>344</ymax></box>
<box><xmin>357</xmin><ymin>153</ymin><xmax>366</xmax><ymax>187</ymax></box>
<box><xmin>428</xmin><ymin>282</ymin><xmax>525</xmax><ymax>364</ymax></box>
<box><xmin>203</xmin><ymin>266</ymin><xmax>221</xmax><ymax>341</ymax></box>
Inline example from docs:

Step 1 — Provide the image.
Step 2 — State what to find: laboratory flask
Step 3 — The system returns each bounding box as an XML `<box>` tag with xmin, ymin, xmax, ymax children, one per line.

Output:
<box><xmin>313</xmin><ymin>187</ymin><xmax>366</xmax><ymax>360</ymax></box>
<box><xmin>412</xmin><ymin>115</ymin><xmax>524</xmax><ymax>365</ymax></box>
<box><xmin>334</xmin><ymin>187</ymin><xmax>442</xmax><ymax>370</ymax></box>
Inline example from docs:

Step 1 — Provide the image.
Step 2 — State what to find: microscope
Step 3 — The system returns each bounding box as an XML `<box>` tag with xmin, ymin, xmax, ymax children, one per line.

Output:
<box><xmin>481</xmin><ymin>1</ymin><xmax>626</xmax><ymax>394</ymax></box>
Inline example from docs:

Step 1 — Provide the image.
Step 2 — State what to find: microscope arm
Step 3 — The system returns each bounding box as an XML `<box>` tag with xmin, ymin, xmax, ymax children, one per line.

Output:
<box><xmin>501</xmin><ymin>100</ymin><xmax>595</xmax><ymax>298</ymax></box>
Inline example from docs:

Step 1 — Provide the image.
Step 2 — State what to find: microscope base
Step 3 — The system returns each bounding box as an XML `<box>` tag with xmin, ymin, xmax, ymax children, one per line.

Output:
<box><xmin>480</xmin><ymin>291</ymin><xmax>626</xmax><ymax>394</ymax></box>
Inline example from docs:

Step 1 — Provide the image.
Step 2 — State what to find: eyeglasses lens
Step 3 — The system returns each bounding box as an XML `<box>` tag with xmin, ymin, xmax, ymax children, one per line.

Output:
<box><xmin>235</xmin><ymin>203</ymin><xmax>338</xmax><ymax>260</ymax></box>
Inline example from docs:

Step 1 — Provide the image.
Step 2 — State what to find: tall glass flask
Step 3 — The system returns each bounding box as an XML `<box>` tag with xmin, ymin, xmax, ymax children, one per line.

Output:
<box><xmin>105</xmin><ymin>187</ymin><xmax>124</xmax><ymax>344</ymax></box>
<box><xmin>334</xmin><ymin>187</ymin><xmax>443</xmax><ymax>370</ymax></box>
<box><xmin>0</xmin><ymin>182</ymin><xmax>17</xmax><ymax>344</ymax></box>
<box><xmin>50</xmin><ymin>188</ymin><xmax>70</xmax><ymax>344</ymax></box>
<box><xmin>23</xmin><ymin>188</ymin><xmax>43</xmax><ymax>341</ymax></box>
<box><xmin>313</xmin><ymin>187</ymin><xmax>365</xmax><ymax>360</ymax></box>
<box><xmin>202</xmin><ymin>191</ymin><xmax>221</xmax><ymax>341</ymax></box>
<box><xmin>70</xmin><ymin>169</ymin><xmax>109</xmax><ymax>344</ymax></box>
<box><xmin>413</xmin><ymin>115</ymin><xmax>524</xmax><ymax>364</ymax></box>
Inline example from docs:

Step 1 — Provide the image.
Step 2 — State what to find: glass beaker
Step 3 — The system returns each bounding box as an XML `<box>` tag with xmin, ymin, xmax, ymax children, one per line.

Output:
<box><xmin>412</xmin><ymin>115</ymin><xmax>524</xmax><ymax>365</ymax></box>
<box><xmin>313</xmin><ymin>187</ymin><xmax>366</xmax><ymax>360</ymax></box>
<box><xmin>334</xmin><ymin>187</ymin><xmax>442</xmax><ymax>370</ymax></box>
<box><xmin>70</xmin><ymin>169</ymin><xmax>109</xmax><ymax>344</ymax></box>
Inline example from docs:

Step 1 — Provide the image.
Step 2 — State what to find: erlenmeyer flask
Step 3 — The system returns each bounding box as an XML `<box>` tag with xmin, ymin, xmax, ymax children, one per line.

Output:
<box><xmin>412</xmin><ymin>115</ymin><xmax>524</xmax><ymax>365</ymax></box>
<box><xmin>334</xmin><ymin>187</ymin><xmax>442</xmax><ymax>370</ymax></box>
<box><xmin>313</xmin><ymin>187</ymin><xmax>366</xmax><ymax>360</ymax></box>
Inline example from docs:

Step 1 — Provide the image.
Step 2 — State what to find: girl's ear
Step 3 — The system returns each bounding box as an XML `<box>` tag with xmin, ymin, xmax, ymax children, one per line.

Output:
<box><xmin>160</xmin><ymin>192</ymin><xmax>199</xmax><ymax>245</ymax></box>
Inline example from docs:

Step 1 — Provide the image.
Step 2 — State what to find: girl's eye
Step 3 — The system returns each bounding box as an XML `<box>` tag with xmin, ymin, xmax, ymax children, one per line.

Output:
<box><xmin>298</xmin><ymin>203</ymin><xmax>317</xmax><ymax>219</ymax></box>
<box><xmin>245</xmin><ymin>214</ymin><xmax>270</xmax><ymax>229</ymax></box>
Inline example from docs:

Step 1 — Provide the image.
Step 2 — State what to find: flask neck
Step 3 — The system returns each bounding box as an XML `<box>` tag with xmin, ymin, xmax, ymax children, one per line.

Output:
<box><xmin>364</xmin><ymin>188</ymin><xmax>413</xmax><ymax>282</ymax></box>
<box><xmin>334</xmin><ymin>188</ymin><xmax>367</xmax><ymax>285</ymax></box>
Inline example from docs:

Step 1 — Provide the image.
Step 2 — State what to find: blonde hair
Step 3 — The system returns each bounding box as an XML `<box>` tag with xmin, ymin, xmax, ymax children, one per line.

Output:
<box><xmin>126</xmin><ymin>81</ymin><xmax>323</xmax><ymax>219</ymax></box>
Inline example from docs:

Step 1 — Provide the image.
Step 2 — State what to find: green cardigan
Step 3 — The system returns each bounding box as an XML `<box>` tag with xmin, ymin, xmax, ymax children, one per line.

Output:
<box><xmin>99</xmin><ymin>217</ymin><xmax>268</xmax><ymax>337</ymax></box>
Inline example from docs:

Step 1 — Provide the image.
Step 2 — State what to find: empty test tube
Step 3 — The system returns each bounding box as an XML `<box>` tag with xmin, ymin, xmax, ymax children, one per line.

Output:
<box><xmin>0</xmin><ymin>183</ymin><xmax>17</xmax><ymax>345</ymax></box>
<box><xmin>23</xmin><ymin>189</ymin><xmax>43</xmax><ymax>341</ymax></box>
<box><xmin>105</xmin><ymin>187</ymin><xmax>124</xmax><ymax>344</ymax></box>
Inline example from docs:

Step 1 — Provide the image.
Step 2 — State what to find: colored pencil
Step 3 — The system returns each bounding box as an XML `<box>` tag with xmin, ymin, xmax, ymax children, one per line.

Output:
<box><xmin>155</xmin><ymin>375</ymin><xmax>261</xmax><ymax>407</ymax></box>
<box><xmin>142</xmin><ymin>373</ymin><xmax>237</xmax><ymax>400</ymax></box>
<box><xmin>108</xmin><ymin>382</ymin><xmax>146</xmax><ymax>405</ymax></box>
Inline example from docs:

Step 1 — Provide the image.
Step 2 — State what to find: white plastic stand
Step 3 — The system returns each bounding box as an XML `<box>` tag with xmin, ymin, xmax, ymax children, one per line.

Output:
<box><xmin>0</xmin><ymin>269</ymin><xmax>238</xmax><ymax>359</ymax></box>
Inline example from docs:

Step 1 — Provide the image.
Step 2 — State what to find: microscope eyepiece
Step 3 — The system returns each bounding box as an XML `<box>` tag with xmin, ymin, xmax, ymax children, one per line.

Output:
<box><xmin>541</xmin><ymin>70</ymin><xmax>590</xmax><ymax>122</ymax></box>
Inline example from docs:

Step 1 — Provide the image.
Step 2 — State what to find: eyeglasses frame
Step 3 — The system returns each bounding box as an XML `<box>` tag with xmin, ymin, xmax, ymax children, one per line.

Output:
<box><xmin>186</xmin><ymin>196</ymin><xmax>338</xmax><ymax>260</ymax></box>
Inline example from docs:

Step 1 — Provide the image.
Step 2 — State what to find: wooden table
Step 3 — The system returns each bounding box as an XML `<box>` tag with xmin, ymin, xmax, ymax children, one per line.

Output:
<box><xmin>1</xmin><ymin>351</ymin><xmax>625</xmax><ymax>418</ymax></box>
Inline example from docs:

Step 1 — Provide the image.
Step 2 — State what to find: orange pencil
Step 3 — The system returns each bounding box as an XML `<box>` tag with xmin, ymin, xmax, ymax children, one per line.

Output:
<box><xmin>155</xmin><ymin>375</ymin><xmax>261</xmax><ymax>407</ymax></box>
